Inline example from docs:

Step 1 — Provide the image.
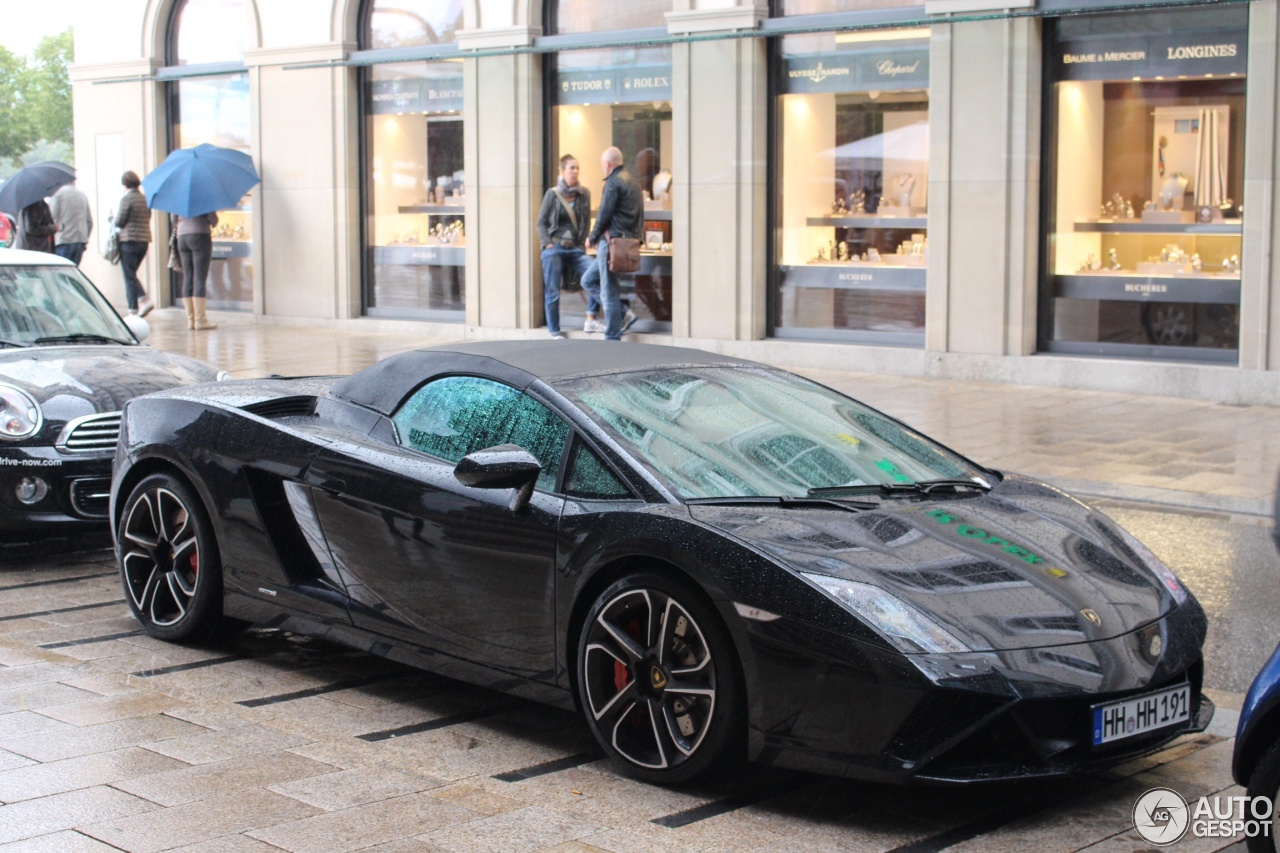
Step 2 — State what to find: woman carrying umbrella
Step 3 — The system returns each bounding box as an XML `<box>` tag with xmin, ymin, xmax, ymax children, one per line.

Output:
<box><xmin>142</xmin><ymin>143</ymin><xmax>260</xmax><ymax>332</ymax></box>
<box><xmin>175</xmin><ymin>211</ymin><xmax>218</xmax><ymax>330</ymax></box>
<box><xmin>114</xmin><ymin>171</ymin><xmax>154</xmax><ymax>317</ymax></box>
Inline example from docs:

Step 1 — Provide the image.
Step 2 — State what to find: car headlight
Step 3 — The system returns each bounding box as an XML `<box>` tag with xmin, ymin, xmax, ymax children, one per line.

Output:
<box><xmin>216</xmin><ymin>371</ymin><xmax>233</xmax><ymax>382</ymax></box>
<box><xmin>802</xmin><ymin>573</ymin><xmax>971</xmax><ymax>654</ymax></box>
<box><xmin>0</xmin><ymin>385</ymin><xmax>41</xmax><ymax>440</ymax></box>
<box><xmin>1115</xmin><ymin>525</ymin><xmax>1189</xmax><ymax>604</ymax></box>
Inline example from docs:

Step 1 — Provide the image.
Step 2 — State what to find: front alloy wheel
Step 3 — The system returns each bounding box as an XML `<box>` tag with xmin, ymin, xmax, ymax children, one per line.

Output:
<box><xmin>118</xmin><ymin>473</ymin><xmax>222</xmax><ymax>642</ymax></box>
<box><xmin>578</xmin><ymin>573</ymin><xmax>741</xmax><ymax>783</ymax></box>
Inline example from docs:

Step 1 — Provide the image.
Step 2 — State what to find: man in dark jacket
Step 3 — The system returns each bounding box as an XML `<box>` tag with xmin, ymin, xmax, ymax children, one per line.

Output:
<box><xmin>536</xmin><ymin>154</ymin><xmax>598</xmax><ymax>338</ymax></box>
<box><xmin>583</xmin><ymin>146</ymin><xmax>643</xmax><ymax>340</ymax></box>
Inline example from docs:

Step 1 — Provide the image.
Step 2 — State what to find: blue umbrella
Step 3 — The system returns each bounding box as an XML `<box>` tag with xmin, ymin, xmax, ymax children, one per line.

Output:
<box><xmin>0</xmin><ymin>162</ymin><xmax>76</xmax><ymax>214</ymax></box>
<box><xmin>141</xmin><ymin>144</ymin><xmax>260</xmax><ymax>218</ymax></box>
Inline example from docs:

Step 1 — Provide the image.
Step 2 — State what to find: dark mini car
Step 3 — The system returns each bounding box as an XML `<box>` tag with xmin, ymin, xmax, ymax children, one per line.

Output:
<box><xmin>110</xmin><ymin>340</ymin><xmax>1211</xmax><ymax>784</ymax></box>
<box><xmin>1231</xmin><ymin>473</ymin><xmax>1280</xmax><ymax>853</ymax></box>
<box><xmin>0</xmin><ymin>248</ymin><xmax>226</xmax><ymax>537</ymax></box>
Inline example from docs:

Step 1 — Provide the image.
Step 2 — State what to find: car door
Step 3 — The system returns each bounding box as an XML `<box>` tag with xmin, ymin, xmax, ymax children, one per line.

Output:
<box><xmin>305</xmin><ymin>375</ymin><xmax>569</xmax><ymax>683</ymax></box>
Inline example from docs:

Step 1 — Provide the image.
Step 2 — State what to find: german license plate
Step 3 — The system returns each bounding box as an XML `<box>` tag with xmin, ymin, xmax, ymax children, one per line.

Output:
<box><xmin>1092</xmin><ymin>684</ymin><xmax>1190</xmax><ymax>746</ymax></box>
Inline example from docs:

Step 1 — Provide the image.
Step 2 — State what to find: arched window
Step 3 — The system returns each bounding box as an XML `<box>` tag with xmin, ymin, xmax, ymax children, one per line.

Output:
<box><xmin>360</xmin><ymin>0</ymin><xmax>467</xmax><ymax>319</ymax></box>
<box><xmin>164</xmin><ymin>0</ymin><xmax>254</xmax><ymax>311</ymax></box>
<box><xmin>545</xmin><ymin>0</ymin><xmax>673</xmax><ymax>334</ymax></box>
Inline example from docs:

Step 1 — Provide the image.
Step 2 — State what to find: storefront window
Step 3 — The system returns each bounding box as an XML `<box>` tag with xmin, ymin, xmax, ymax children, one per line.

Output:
<box><xmin>772</xmin><ymin>27</ymin><xmax>930</xmax><ymax>344</ymax></box>
<box><xmin>546</xmin><ymin>2</ymin><xmax>672</xmax><ymax>333</ymax></box>
<box><xmin>361</xmin><ymin>2</ymin><xmax>465</xmax><ymax>319</ymax></box>
<box><xmin>1041</xmin><ymin>6</ymin><xmax>1247</xmax><ymax>362</ymax></box>
<box><xmin>166</xmin><ymin>0</ymin><xmax>252</xmax><ymax>311</ymax></box>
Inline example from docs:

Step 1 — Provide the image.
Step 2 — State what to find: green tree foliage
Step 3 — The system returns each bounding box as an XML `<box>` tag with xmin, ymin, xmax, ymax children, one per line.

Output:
<box><xmin>0</xmin><ymin>29</ymin><xmax>74</xmax><ymax>167</ymax></box>
<box><xmin>0</xmin><ymin>46</ymin><xmax>36</xmax><ymax>160</ymax></box>
<box><xmin>24</xmin><ymin>30</ymin><xmax>74</xmax><ymax>149</ymax></box>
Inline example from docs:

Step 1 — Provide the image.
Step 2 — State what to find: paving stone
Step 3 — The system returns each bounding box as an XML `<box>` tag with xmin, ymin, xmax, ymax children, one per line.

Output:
<box><xmin>420</xmin><ymin>805</ymin><xmax>603</xmax><ymax>852</ymax></box>
<box><xmin>0</xmin><ymin>746</ymin><xmax>184</xmax><ymax>803</ymax></box>
<box><xmin>112</xmin><ymin>749</ymin><xmax>337</xmax><ymax>807</ymax></box>
<box><xmin>247</xmin><ymin>791</ymin><xmax>479</xmax><ymax>853</ymax></box>
<box><xmin>0</xmin><ymin>829</ymin><xmax>125</xmax><ymax>851</ymax></box>
<box><xmin>141</xmin><ymin>722</ymin><xmax>314</xmax><ymax>765</ymax></box>
<box><xmin>268</xmin><ymin>764</ymin><xmax>445</xmax><ymax>811</ymax></box>
<box><xmin>1</xmin><ymin>713</ymin><xmax>207</xmax><ymax>763</ymax></box>
<box><xmin>0</xmin><ymin>681</ymin><xmax>100</xmax><ymax>713</ymax></box>
<box><xmin>0</xmin><ymin>785</ymin><xmax>157</xmax><ymax>845</ymax></box>
<box><xmin>81</xmin><ymin>788</ymin><xmax>321</xmax><ymax>853</ymax></box>
<box><xmin>35</xmin><ymin>691</ymin><xmax>195</xmax><ymax>727</ymax></box>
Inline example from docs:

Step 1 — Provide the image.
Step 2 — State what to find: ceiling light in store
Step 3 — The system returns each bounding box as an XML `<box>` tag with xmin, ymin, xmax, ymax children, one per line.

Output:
<box><xmin>835</xmin><ymin>27</ymin><xmax>930</xmax><ymax>44</ymax></box>
<box><xmin>1155</xmin><ymin>76</ymin><xmax>1164</xmax><ymax>80</ymax></box>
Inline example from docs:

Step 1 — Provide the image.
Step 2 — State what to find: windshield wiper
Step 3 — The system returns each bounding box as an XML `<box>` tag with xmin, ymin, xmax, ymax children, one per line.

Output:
<box><xmin>31</xmin><ymin>333</ymin><xmax>129</xmax><ymax>345</ymax></box>
<box><xmin>0</xmin><ymin>338</ymin><xmax>31</xmax><ymax>348</ymax></box>
<box><xmin>685</xmin><ymin>495</ymin><xmax>878</xmax><ymax>511</ymax></box>
<box><xmin>807</xmin><ymin>478</ymin><xmax>991</xmax><ymax>499</ymax></box>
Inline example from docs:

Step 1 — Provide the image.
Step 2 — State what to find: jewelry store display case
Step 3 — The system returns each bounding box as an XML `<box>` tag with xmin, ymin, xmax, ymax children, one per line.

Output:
<box><xmin>1042</xmin><ymin>7</ymin><xmax>1247</xmax><ymax>362</ymax></box>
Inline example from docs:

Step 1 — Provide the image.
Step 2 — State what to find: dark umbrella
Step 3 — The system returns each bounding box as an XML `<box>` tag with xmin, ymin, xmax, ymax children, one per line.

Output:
<box><xmin>0</xmin><ymin>162</ymin><xmax>76</xmax><ymax>214</ymax></box>
<box><xmin>141</xmin><ymin>144</ymin><xmax>260</xmax><ymax>218</ymax></box>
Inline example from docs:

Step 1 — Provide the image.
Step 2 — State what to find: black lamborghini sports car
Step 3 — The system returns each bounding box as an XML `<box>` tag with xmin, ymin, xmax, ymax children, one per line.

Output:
<box><xmin>110</xmin><ymin>340</ymin><xmax>1211</xmax><ymax>784</ymax></box>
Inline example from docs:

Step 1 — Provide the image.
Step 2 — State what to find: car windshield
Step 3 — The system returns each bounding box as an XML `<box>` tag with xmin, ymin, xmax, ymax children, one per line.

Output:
<box><xmin>0</xmin><ymin>263</ymin><xmax>134</xmax><ymax>345</ymax></box>
<box><xmin>557</xmin><ymin>366</ymin><xmax>987</xmax><ymax>500</ymax></box>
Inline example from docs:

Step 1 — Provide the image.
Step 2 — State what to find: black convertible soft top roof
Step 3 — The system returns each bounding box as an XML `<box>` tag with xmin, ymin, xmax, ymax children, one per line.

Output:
<box><xmin>329</xmin><ymin>340</ymin><xmax>753</xmax><ymax>415</ymax></box>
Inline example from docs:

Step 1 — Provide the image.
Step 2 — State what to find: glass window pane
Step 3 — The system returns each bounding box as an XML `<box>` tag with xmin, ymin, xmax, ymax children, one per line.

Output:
<box><xmin>1041</xmin><ymin>7</ymin><xmax>1246</xmax><ymax>360</ymax></box>
<box><xmin>171</xmin><ymin>0</ymin><xmax>246</xmax><ymax>65</ymax></box>
<box><xmin>552</xmin><ymin>0</ymin><xmax>668</xmax><ymax>35</ymax></box>
<box><xmin>365</xmin><ymin>61</ymin><xmax>466</xmax><ymax>317</ymax></box>
<box><xmin>558</xmin><ymin>367</ymin><xmax>977</xmax><ymax>500</ymax></box>
<box><xmin>564</xmin><ymin>439</ymin><xmax>631</xmax><ymax>499</ymax></box>
<box><xmin>365</xmin><ymin>0</ymin><xmax>464</xmax><ymax>49</ymax></box>
<box><xmin>774</xmin><ymin>28</ymin><xmax>930</xmax><ymax>342</ymax></box>
<box><xmin>169</xmin><ymin>73</ymin><xmax>254</xmax><ymax>310</ymax></box>
<box><xmin>549</xmin><ymin>45</ymin><xmax>673</xmax><ymax>332</ymax></box>
<box><xmin>781</xmin><ymin>0</ymin><xmax>920</xmax><ymax>15</ymax></box>
<box><xmin>393</xmin><ymin>376</ymin><xmax>569</xmax><ymax>490</ymax></box>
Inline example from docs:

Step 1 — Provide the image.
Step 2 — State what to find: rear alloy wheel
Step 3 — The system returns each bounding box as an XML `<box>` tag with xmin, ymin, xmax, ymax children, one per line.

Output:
<box><xmin>118</xmin><ymin>473</ymin><xmax>223</xmax><ymax>642</ymax></box>
<box><xmin>577</xmin><ymin>572</ymin><xmax>742</xmax><ymax>784</ymax></box>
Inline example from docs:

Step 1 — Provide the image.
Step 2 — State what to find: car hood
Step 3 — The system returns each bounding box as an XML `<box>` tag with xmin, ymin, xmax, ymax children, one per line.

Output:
<box><xmin>688</xmin><ymin>474</ymin><xmax>1176</xmax><ymax>652</ymax></box>
<box><xmin>0</xmin><ymin>345</ymin><xmax>220</xmax><ymax>437</ymax></box>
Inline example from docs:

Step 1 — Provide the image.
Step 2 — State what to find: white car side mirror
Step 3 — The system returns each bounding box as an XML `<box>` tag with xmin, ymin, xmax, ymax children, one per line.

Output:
<box><xmin>123</xmin><ymin>314</ymin><xmax>151</xmax><ymax>342</ymax></box>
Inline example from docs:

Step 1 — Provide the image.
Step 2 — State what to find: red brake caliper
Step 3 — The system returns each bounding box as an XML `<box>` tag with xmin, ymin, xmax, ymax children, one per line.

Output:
<box><xmin>189</xmin><ymin>552</ymin><xmax>198</xmax><ymax>577</ymax></box>
<box><xmin>613</xmin><ymin>618</ymin><xmax>643</xmax><ymax>692</ymax></box>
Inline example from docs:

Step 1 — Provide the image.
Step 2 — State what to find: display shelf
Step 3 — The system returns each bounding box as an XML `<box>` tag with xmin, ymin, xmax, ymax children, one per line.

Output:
<box><xmin>588</xmin><ymin>209</ymin><xmax>673</xmax><ymax>221</ymax></box>
<box><xmin>806</xmin><ymin>215</ymin><xmax>928</xmax><ymax>229</ymax></box>
<box><xmin>1053</xmin><ymin>273</ymin><xmax>1240</xmax><ymax>304</ymax></box>
<box><xmin>397</xmin><ymin>205</ymin><xmax>467</xmax><ymax>215</ymax></box>
<box><xmin>1072</xmin><ymin>220</ymin><xmax>1242</xmax><ymax>235</ymax></box>
<box><xmin>780</xmin><ymin>264</ymin><xmax>926</xmax><ymax>291</ymax></box>
<box><xmin>374</xmin><ymin>244</ymin><xmax>466</xmax><ymax>266</ymax></box>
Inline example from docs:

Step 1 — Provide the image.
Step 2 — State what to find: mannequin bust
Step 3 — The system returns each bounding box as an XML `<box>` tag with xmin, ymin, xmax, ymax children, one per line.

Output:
<box><xmin>1160</xmin><ymin>173</ymin><xmax>1190</xmax><ymax>210</ymax></box>
<box><xmin>894</xmin><ymin>173</ymin><xmax>916</xmax><ymax>208</ymax></box>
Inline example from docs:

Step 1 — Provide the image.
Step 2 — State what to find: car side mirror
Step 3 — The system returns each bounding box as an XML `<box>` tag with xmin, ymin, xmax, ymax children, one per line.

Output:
<box><xmin>123</xmin><ymin>313</ymin><xmax>150</xmax><ymax>342</ymax></box>
<box><xmin>454</xmin><ymin>444</ymin><xmax>542</xmax><ymax>512</ymax></box>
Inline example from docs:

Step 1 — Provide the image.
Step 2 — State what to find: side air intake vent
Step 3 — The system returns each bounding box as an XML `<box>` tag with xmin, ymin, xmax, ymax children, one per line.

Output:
<box><xmin>242</xmin><ymin>396</ymin><xmax>318</xmax><ymax>420</ymax></box>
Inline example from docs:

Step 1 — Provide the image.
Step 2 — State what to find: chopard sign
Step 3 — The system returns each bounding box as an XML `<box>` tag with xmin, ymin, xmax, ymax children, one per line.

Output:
<box><xmin>789</xmin><ymin>62</ymin><xmax>851</xmax><ymax>83</ymax></box>
<box><xmin>877</xmin><ymin>59</ymin><xmax>920</xmax><ymax>77</ymax></box>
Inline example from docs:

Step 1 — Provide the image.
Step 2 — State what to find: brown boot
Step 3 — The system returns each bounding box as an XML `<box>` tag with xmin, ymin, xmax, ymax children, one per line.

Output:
<box><xmin>192</xmin><ymin>297</ymin><xmax>218</xmax><ymax>330</ymax></box>
<box><xmin>184</xmin><ymin>298</ymin><xmax>196</xmax><ymax>330</ymax></box>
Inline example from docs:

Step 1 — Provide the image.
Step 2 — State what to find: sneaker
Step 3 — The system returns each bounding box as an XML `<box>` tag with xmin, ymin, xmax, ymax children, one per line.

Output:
<box><xmin>582</xmin><ymin>318</ymin><xmax>605</xmax><ymax>333</ymax></box>
<box><xmin>137</xmin><ymin>298</ymin><xmax>154</xmax><ymax>318</ymax></box>
<box><xmin>620</xmin><ymin>309</ymin><xmax>638</xmax><ymax>334</ymax></box>
<box><xmin>550</xmin><ymin>332</ymin><xmax>566</xmax><ymax>340</ymax></box>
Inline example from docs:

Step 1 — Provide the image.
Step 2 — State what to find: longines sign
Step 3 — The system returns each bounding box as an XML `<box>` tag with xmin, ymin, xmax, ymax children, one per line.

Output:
<box><xmin>784</xmin><ymin>43</ymin><xmax>930</xmax><ymax>93</ymax></box>
<box><xmin>1055</xmin><ymin>30</ymin><xmax>1245</xmax><ymax>80</ymax></box>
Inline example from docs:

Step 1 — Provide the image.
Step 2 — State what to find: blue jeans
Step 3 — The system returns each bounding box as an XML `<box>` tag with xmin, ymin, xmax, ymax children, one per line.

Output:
<box><xmin>119</xmin><ymin>241</ymin><xmax>149</xmax><ymax>310</ymax></box>
<box><xmin>54</xmin><ymin>242</ymin><xmax>85</xmax><ymax>266</ymax></box>
<box><xmin>540</xmin><ymin>244</ymin><xmax>598</xmax><ymax>334</ymax></box>
<box><xmin>582</xmin><ymin>240</ymin><xmax>623</xmax><ymax>340</ymax></box>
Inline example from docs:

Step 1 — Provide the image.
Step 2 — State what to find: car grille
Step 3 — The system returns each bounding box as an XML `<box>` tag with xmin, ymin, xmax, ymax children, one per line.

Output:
<box><xmin>56</xmin><ymin>412</ymin><xmax>122</xmax><ymax>453</ymax></box>
<box><xmin>69</xmin><ymin>478</ymin><xmax>112</xmax><ymax>518</ymax></box>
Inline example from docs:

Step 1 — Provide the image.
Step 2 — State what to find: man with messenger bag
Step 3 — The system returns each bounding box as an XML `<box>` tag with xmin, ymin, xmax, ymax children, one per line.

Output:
<box><xmin>583</xmin><ymin>146</ymin><xmax>642</xmax><ymax>340</ymax></box>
